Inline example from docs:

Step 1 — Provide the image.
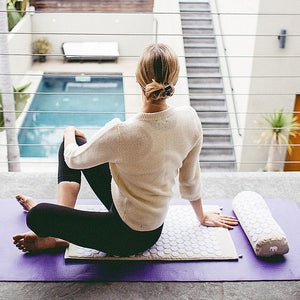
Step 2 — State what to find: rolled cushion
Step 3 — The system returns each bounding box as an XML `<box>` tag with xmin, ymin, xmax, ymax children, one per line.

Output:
<box><xmin>232</xmin><ymin>191</ymin><xmax>289</xmax><ymax>257</ymax></box>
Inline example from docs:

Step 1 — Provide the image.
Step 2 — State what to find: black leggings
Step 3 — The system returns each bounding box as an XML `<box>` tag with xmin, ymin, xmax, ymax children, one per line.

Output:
<box><xmin>26</xmin><ymin>136</ymin><xmax>163</xmax><ymax>256</ymax></box>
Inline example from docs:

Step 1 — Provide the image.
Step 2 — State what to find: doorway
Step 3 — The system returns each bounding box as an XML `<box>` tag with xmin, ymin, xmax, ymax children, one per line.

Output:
<box><xmin>284</xmin><ymin>95</ymin><xmax>300</xmax><ymax>171</ymax></box>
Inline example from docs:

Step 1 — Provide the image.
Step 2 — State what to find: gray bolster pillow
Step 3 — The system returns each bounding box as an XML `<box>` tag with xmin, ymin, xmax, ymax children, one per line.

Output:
<box><xmin>232</xmin><ymin>191</ymin><xmax>289</xmax><ymax>257</ymax></box>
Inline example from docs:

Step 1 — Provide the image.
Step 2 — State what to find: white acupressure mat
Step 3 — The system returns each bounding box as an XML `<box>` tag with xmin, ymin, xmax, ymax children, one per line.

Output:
<box><xmin>65</xmin><ymin>205</ymin><xmax>238</xmax><ymax>261</ymax></box>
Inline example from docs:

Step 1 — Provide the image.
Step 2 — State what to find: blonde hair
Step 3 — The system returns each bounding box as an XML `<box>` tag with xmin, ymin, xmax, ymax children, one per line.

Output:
<box><xmin>136</xmin><ymin>43</ymin><xmax>180</xmax><ymax>103</ymax></box>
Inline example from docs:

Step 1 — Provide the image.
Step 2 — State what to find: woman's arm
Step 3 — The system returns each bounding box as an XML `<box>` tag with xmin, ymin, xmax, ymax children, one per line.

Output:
<box><xmin>63</xmin><ymin>119</ymin><xmax>121</xmax><ymax>169</ymax></box>
<box><xmin>190</xmin><ymin>198</ymin><xmax>239</xmax><ymax>229</ymax></box>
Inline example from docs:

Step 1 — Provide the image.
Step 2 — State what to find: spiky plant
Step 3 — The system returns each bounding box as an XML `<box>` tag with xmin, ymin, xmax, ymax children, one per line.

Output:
<box><xmin>0</xmin><ymin>82</ymin><xmax>31</xmax><ymax>129</ymax></box>
<box><xmin>6</xmin><ymin>0</ymin><xmax>22</xmax><ymax>31</ymax></box>
<box><xmin>258</xmin><ymin>109</ymin><xmax>300</xmax><ymax>171</ymax></box>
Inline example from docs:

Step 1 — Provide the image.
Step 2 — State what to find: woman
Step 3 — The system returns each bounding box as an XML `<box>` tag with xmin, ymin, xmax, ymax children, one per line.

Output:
<box><xmin>13</xmin><ymin>44</ymin><xmax>238</xmax><ymax>256</ymax></box>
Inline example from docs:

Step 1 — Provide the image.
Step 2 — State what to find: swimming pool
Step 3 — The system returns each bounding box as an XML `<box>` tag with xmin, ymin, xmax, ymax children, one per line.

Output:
<box><xmin>18</xmin><ymin>74</ymin><xmax>125</xmax><ymax>157</ymax></box>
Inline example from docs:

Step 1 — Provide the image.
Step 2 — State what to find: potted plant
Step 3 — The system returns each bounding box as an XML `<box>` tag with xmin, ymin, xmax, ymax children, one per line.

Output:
<box><xmin>257</xmin><ymin>108</ymin><xmax>300</xmax><ymax>171</ymax></box>
<box><xmin>32</xmin><ymin>38</ymin><xmax>52</xmax><ymax>62</ymax></box>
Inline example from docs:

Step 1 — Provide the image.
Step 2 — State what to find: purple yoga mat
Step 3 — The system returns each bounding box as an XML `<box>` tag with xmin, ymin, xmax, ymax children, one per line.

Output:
<box><xmin>1</xmin><ymin>197</ymin><xmax>300</xmax><ymax>281</ymax></box>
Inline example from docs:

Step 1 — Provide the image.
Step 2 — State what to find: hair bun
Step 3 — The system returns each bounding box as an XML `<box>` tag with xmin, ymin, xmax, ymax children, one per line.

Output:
<box><xmin>144</xmin><ymin>80</ymin><xmax>174</xmax><ymax>103</ymax></box>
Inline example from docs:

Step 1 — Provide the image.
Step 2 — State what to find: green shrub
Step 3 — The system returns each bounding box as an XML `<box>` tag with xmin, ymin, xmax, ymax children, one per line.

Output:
<box><xmin>7</xmin><ymin>0</ymin><xmax>21</xmax><ymax>31</ymax></box>
<box><xmin>0</xmin><ymin>82</ymin><xmax>31</xmax><ymax>130</ymax></box>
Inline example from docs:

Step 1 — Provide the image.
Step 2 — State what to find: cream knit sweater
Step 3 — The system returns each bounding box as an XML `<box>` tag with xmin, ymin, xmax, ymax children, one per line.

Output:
<box><xmin>64</xmin><ymin>106</ymin><xmax>203</xmax><ymax>231</ymax></box>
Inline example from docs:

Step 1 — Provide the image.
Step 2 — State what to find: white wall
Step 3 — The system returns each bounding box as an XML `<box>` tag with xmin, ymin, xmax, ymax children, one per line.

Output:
<box><xmin>31</xmin><ymin>13</ymin><xmax>154</xmax><ymax>57</ymax></box>
<box><xmin>240</xmin><ymin>0</ymin><xmax>300</xmax><ymax>171</ymax></box>
<box><xmin>8</xmin><ymin>14</ymin><xmax>32</xmax><ymax>86</ymax></box>
<box><xmin>211</xmin><ymin>0</ymin><xmax>260</xmax><ymax>169</ymax></box>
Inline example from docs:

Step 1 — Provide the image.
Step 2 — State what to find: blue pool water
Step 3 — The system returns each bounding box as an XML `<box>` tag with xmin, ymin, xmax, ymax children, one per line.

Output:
<box><xmin>18</xmin><ymin>74</ymin><xmax>125</xmax><ymax>157</ymax></box>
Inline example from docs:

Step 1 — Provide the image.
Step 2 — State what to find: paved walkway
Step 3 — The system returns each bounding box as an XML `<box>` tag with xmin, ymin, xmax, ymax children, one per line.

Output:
<box><xmin>1</xmin><ymin>171</ymin><xmax>300</xmax><ymax>299</ymax></box>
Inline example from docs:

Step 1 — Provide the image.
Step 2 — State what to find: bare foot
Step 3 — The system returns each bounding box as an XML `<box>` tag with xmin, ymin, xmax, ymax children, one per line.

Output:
<box><xmin>13</xmin><ymin>231</ymin><xmax>69</xmax><ymax>253</ymax></box>
<box><xmin>16</xmin><ymin>194</ymin><xmax>37</xmax><ymax>212</ymax></box>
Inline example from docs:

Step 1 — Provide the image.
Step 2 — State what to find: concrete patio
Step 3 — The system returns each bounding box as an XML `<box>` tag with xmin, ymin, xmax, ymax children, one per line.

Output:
<box><xmin>1</xmin><ymin>171</ymin><xmax>299</xmax><ymax>299</ymax></box>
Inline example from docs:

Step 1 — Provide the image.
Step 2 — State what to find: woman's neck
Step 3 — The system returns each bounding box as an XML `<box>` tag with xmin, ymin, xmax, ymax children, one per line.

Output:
<box><xmin>142</xmin><ymin>96</ymin><xmax>168</xmax><ymax>113</ymax></box>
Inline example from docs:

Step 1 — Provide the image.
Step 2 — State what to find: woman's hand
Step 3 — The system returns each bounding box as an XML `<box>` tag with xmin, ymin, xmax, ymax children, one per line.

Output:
<box><xmin>190</xmin><ymin>198</ymin><xmax>238</xmax><ymax>229</ymax></box>
<box><xmin>201</xmin><ymin>212</ymin><xmax>239</xmax><ymax>229</ymax></box>
<box><xmin>64</xmin><ymin>126</ymin><xmax>87</xmax><ymax>141</ymax></box>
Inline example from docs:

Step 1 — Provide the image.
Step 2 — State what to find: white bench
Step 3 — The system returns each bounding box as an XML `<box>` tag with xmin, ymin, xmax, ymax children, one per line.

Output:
<box><xmin>62</xmin><ymin>42</ymin><xmax>119</xmax><ymax>62</ymax></box>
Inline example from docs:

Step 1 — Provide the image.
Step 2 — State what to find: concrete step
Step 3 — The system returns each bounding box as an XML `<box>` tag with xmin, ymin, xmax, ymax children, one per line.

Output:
<box><xmin>182</xmin><ymin>27</ymin><xmax>214</xmax><ymax>35</ymax></box>
<box><xmin>187</xmin><ymin>73</ymin><xmax>222</xmax><ymax>79</ymax></box>
<box><xmin>186</xmin><ymin>64</ymin><xmax>220</xmax><ymax>74</ymax></box>
<box><xmin>183</xmin><ymin>36</ymin><xmax>216</xmax><ymax>45</ymax></box>
<box><xmin>197</xmin><ymin>111</ymin><xmax>229</xmax><ymax>121</ymax></box>
<box><xmin>202</xmin><ymin>127</ymin><xmax>231</xmax><ymax>138</ymax></box>
<box><xmin>203</xmin><ymin>133</ymin><xmax>232</xmax><ymax>145</ymax></box>
<box><xmin>200</xmin><ymin>157</ymin><xmax>236</xmax><ymax>169</ymax></box>
<box><xmin>186</xmin><ymin>56</ymin><xmax>219</xmax><ymax>64</ymax></box>
<box><xmin>179</xmin><ymin>2</ymin><xmax>210</xmax><ymax>11</ymax></box>
<box><xmin>181</xmin><ymin>12</ymin><xmax>212</xmax><ymax>19</ymax></box>
<box><xmin>181</xmin><ymin>15</ymin><xmax>212</xmax><ymax>21</ymax></box>
<box><xmin>190</xmin><ymin>94</ymin><xmax>225</xmax><ymax>101</ymax></box>
<box><xmin>184</xmin><ymin>47</ymin><xmax>218</xmax><ymax>57</ymax></box>
<box><xmin>202</xmin><ymin>147</ymin><xmax>235</xmax><ymax>158</ymax></box>
<box><xmin>190</xmin><ymin>99</ymin><xmax>227</xmax><ymax>112</ymax></box>
<box><xmin>189</xmin><ymin>83</ymin><xmax>224</xmax><ymax>94</ymax></box>
<box><xmin>184</xmin><ymin>43</ymin><xmax>217</xmax><ymax>49</ymax></box>
<box><xmin>201</xmin><ymin>121</ymin><xmax>230</xmax><ymax>129</ymax></box>
<box><xmin>203</xmin><ymin>130</ymin><xmax>232</xmax><ymax>137</ymax></box>
<box><xmin>202</xmin><ymin>129</ymin><xmax>232</xmax><ymax>139</ymax></box>
<box><xmin>185</xmin><ymin>53</ymin><xmax>219</xmax><ymax>58</ymax></box>
<box><xmin>198</xmin><ymin>120</ymin><xmax>230</xmax><ymax>129</ymax></box>
<box><xmin>185</xmin><ymin>47</ymin><xmax>218</xmax><ymax>55</ymax></box>
<box><xmin>189</xmin><ymin>82</ymin><xmax>223</xmax><ymax>87</ymax></box>
<box><xmin>202</xmin><ymin>137</ymin><xmax>234</xmax><ymax>145</ymax></box>
<box><xmin>186</xmin><ymin>61</ymin><xmax>219</xmax><ymax>67</ymax></box>
<box><xmin>190</xmin><ymin>88</ymin><xmax>223</xmax><ymax>94</ymax></box>
<box><xmin>202</xmin><ymin>144</ymin><xmax>234</xmax><ymax>152</ymax></box>
<box><xmin>191</xmin><ymin>90</ymin><xmax>224</xmax><ymax>96</ymax></box>
<box><xmin>188</xmin><ymin>76</ymin><xmax>222</xmax><ymax>85</ymax></box>
<box><xmin>200</xmin><ymin>161</ymin><xmax>237</xmax><ymax>172</ymax></box>
<box><xmin>191</xmin><ymin>101</ymin><xmax>226</xmax><ymax>112</ymax></box>
<box><xmin>201</xmin><ymin>159</ymin><xmax>236</xmax><ymax>170</ymax></box>
<box><xmin>181</xmin><ymin>19</ymin><xmax>213</xmax><ymax>27</ymax></box>
<box><xmin>204</xmin><ymin>141</ymin><xmax>233</xmax><ymax>149</ymax></box>
<box><xmin>182</xmin><ymin>24</ymin><xmax>214</xmax><ymax>31</ymax></box>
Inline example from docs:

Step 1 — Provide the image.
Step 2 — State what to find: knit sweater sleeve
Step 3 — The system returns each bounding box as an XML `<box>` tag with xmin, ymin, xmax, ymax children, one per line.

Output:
<box><xmin>64</xmin><ymin>118</ymin><xmax>121</xmax><ymax>169</ymax></box>
<box><xmin>178</xmin><ymin>109</ymin><xmax>203</xmax><ymax>201</ymax></box>
<box><xmin>179</xmin><ymin>136</ymin><xmax>202</xmax><ymax>201</ymax></box>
